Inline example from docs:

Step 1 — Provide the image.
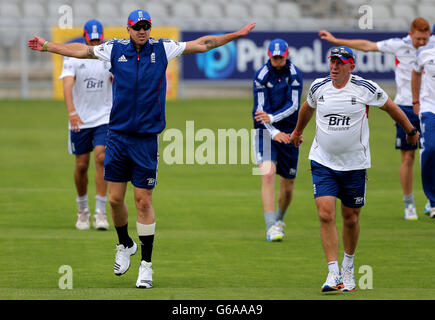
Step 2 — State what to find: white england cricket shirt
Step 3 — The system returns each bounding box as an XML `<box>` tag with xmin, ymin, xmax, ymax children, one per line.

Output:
<box><xmin>307</xmin><ymin>75</ymin><xmax>389</xmax><ymax>171</ymax></box>
<box><xmin>59</xmin><ymin>57</ymin><xmax>113</xmax><ymax>129</ymax></box>
<box><xmin>376</xmin><ymin>35</ymin><xmax>435</xmax><ymax>106</ymax></box>
<box><xmin>415</xmin><ymin>43</ymin><xmax>435</xmax><ymax>114</ymax></box>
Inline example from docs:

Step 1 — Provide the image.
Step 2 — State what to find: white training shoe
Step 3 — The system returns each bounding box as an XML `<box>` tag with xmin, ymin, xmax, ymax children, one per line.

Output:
<box><xmin>430</xmin><ymin>207</ymin><xmax>435</xmax><ymax>219</ymax></box>
<box><xmin>424</xmin><ymin>201</ymin><xmax>431</xmax><ymax>215</ymax></box>
<box><xmin>93</xmin><ymin>209</ymin><xmax>109</xmax><ymax>230</ymax></box>
<box><xmin>75</xmin><ymin>209</ymin><xmax>90</xmax><ymax>230</ymax></box>
<box><xmin>340</xmin><ymin>266</ymin><xmax>356</xmax><ymax>292</ymax></box>
<box><xmin>404</xmin><ymin>204</ymin><xmax>418</xmax><ymax>220</ymax></box>
<box><xmin>266</xmin><ymin>221</ymin><xmax>285</xmax><ymax>242</ymax></box>
<box><xmin>136</xmin><ymin>261</ymin><xmax>153</xmax><ymax>289</ymax></box>
<box><xmin>114</xmin><ymin>241</ymin><xmax>137</xmax><ymax>276</ymax></box>
<box><xmin>321</xmin><ymin>271</ymin><xmax>343</xmax><ymax>292</ymax></box>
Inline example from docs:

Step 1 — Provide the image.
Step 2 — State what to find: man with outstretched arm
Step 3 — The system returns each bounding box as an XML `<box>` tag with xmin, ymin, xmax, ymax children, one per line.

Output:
<box><xmin>29</xmin><ymin>9</ymin><xmax>255</xmax><ymax>289</ymax></box>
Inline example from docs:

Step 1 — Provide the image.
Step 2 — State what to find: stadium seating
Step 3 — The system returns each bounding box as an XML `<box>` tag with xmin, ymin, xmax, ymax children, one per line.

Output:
<box><xmin>197</xmin><ymin>2</ymin><xmax>225</xmax><ymax>29</ymax></box>
<box><xmin>137</xmin><ymin>2</ymin><xmax>167</xmax><ymax>26</ymax></box>
<box><xmin>392</xmin><ymin>4</ymin><xmax>417</xmax><ymax>24</ymax></box>
<box><xmin>223</xmin><ymin>3</ymin><xmax>252</xmax><ymax>29</ymax></box>
<box><xmin>121</xmin><ymin>1</ymin><xmax>140</xmax><ymax>18</ymax></box>
<box><xmin>71</xmin><ymin>1</ymin><xmax>95</xmax><ymax>26</ymax></box>
<box><xmin>1</xmin><ymin>0</ymin><xmax>428</xmax><ymax>98</ymax></box>
<box><xmin>416</xmin><ymin>4</ymin><xmax>435</xmax><ymax>24</ymax></box>
<box><xmin>251</xmin><ymin>4</ymin><xmax>276</xmax><ymax>30</ymax></box>
<box><xmin>169</xmin><ymin>3</ymin><xmax>198</xmax><ymax>30</ymax></box>
<box><xmin>96</xmin><ymin>1</ymin><xmax>124</xmax><ymax>26</ymax></box>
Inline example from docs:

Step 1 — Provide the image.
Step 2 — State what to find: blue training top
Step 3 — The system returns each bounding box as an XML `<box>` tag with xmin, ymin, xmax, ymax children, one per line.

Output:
<box><xmin>108</xmin><ymin>38</ymin><xmax>168</xmax><ymax>136</ymax></box>
<box><xmin>252</xmin><ymin>60</ymin><xmax>303</xmax><ymax>134</ymax></box>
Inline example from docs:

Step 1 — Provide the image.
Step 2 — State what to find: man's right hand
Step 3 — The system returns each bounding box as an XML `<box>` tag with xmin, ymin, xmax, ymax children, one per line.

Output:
<box><xmin>28</xmin><ymin>36</ymin><xmax>46</xmax><ymax>51</ymax></box>
<box><xmin>289</xmin><ymin>131</ymin><xmax>303</xmax><ymax>147</ymax></box>
<box><xmin>273</xmin><ymin>132</ymin><xmax>291</xmax><ymax>144</ymax></box>
<box><xmin>69</xmin><ymin>114</ymin><xmax>84</xmax><ymax>132</ymax></box>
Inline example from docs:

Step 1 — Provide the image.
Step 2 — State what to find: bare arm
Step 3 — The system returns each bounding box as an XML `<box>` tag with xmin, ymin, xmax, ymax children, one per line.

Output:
<box><xmin>380</xmin><ymin>97</ymin><xmax>419</xmax><ymax>145</ymax></box>
<box><xmin>411</xmin><ymin>69</ymin><xmax>422</xmax><ymax>115</ymax></box>
<box><xmin>318</xmin><ymin>30</ymin><xmax>378</xmax><ymax>52</ymax></box>
<box><xmin>183</xmin><ymin>23</ymin><xmax>256</xmax><ymax>54</ymax></box>
<box><xmin>28</xmin><ymin>36</ymin><xmax>97</xmax><ymax>59</ymax></box>
<box><xmin>63</xmin><ymin>76</ymin><xmax>83</xmax><ymax>132</ymax></box>
<box><xmin>289</xmin><ymin>101</ymin><xmax>315</xmax><ymax>147</ymax></box>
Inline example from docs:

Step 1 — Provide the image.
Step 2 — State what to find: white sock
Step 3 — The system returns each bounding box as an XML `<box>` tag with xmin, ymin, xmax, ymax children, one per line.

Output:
<box><xmin>76</xmin><ymin>194</ymin><xmax>89</xmax><ymax>212</ymax></box>
<box><xmin>95</xmin><ymin>195</ymin><xmax>107</xmax><ymax>212</ymax></box>
<box><xmin>328</xmin><ymin>261</ymin><xmax>340</xmax><ymax>274</ymax></box>
<box><xmin>342</xmin><ymin>252</ymin><xmax>354</xmax><ymax>269</ymax></box>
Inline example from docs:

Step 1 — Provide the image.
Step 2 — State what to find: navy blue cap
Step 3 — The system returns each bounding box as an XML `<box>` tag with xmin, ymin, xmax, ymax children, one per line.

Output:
<box><xmin>329</xmin><ymin>46</ymin><xmax>355</xmax><ymax>64</ymax></box>
<box><xmin>268</xmin><ymin>39</ymin><xmax>289</xmax><ymax>57</ymax></box>
<box><xmin>128</xmin><ymin>10</ymin><xmax>152</xmax><ymax>26</ymax></box>
<box><xmin>84</xmin><ymin>19</ymin><xmax>103</xmax><ymax>41</ymax></box>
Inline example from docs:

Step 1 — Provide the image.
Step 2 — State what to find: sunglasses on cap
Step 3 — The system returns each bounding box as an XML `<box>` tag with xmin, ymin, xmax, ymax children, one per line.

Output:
<box><xmin>131</xmin><ymin>22</ymin><xmax>151</xmax><ymax>31</ymax></box>
<box><xmin>330</xmin><ymin>47</ymin><xmax>355</xmax><ymax>60</ymax></box>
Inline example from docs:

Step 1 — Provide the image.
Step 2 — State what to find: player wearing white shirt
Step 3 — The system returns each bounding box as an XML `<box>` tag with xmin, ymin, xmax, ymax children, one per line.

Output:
<box><xmin>28</xmin><ymin>9</ymin><xmax>256</xmax><ymax>289</ymax></box>
<box><xmin>319</xmin><ymin>17</ymin><xmax>433</xmax><ymax>220</ymax></box>
<box><xmin>412</xmin><ymin>43</ymin><xmax>435</xmax><ymax>218</ymax></box>
<box><xmin>290</xmin><ymin>46</ymin><xmax>419</xmax><ymax>293</ymax></box>
<box><xmin>59</xmin><ymin>20</ymin><xmax>112</xmax><ymax>231</ymax></box>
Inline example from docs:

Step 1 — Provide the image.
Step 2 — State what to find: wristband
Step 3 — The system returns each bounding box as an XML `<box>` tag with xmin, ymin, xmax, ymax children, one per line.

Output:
<box><xmin>293</xmin><ymin>130</ymin><xmax>303</xmax><ymax>136</ymax></box>
<box><xmin>407</xmin><ymin>127</ymin><xmax>418</xmax><ymax>137</ymax></box>
<box><xmin>412</xmin><ymin>100</ymin><xmax>420</xmax><ymax>105</ymax></box>
<box><xmin>69</xmin><ymin>111</ymin><xmax>77</xmax><ymax>116</ymax></box>
<box><xmin>42</xmin><ymin>41</ymin><xmax>48</xmax><ymax>52</ymax></box>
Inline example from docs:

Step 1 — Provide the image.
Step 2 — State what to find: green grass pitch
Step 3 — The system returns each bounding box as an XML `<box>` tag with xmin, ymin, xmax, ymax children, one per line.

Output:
<box><xmin>0</xmin><ymin>98</ymin><xmax>434</xmax><ymax>300</ymax></box>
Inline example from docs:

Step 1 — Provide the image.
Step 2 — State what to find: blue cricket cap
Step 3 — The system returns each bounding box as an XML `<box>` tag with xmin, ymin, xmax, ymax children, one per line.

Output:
<box><xmin>127</xmin><ymin>9</ymin><xmax>152</xmax><ymax>26</ymax></box>
<box><xmin>83</xmin><ymin>19</ymin><xmax>103</xmax><ymax>41</ymax></box>
<box><xmin>268</xmin><ymin>39</ymin><xmax>289</xmax><ymax>57</ymax></box>
<box><xmin>329</xmin><ymin>46</ymin><xmax>355</xmax><ymax>64</ymax></box>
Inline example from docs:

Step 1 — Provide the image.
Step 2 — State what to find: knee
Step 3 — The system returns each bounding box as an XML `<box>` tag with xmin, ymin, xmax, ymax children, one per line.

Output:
<box><xmin>318</xmin><ymin>210</ymin><xmax>335</xmax><ymax>224</ymax></box>
<box><xmin>402</xmin><ymin>151</ymin><xmax>415</xmax><ymax>166</ymax></box>
<box><xmin>343</xmin><ymin>212</ymin><xmax>359</xmax><ymax>228</ymax></box>
<box><xmin>75</xmin><ymin>161</ymin><xmax>89</xmax><ymax>174</ymax></box>
<box><xmin>108</xmin><ymin>193</ymin><xmax>124</xmax><ymax>208</ymax></box>
<box><xmin>135</xmin><ymin>194</ymin><xmax>153</xmax><ymax>212</ymax></box>
<box><xmin>281</xmin><ymin>181</ymin><xmax>294</xmax><ymax>198</ymax></box>
<box><xmin>261</xmin><ymin>164</ymin><xmax>276</xmax><ymax>184</ymax></box>
<box><xmin>262</xmin><ymin>171</ymin><xmax>275</xmax><ymax>185</ymax></box>
<box><xmin>95</xmin><ymin>151</ymin><xmax>105</xmax><ymax>165</ymax></box>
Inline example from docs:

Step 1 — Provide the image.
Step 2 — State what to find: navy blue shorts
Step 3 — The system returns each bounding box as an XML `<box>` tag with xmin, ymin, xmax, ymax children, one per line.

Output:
<box><xmin>311</xmin><ymin>160</ymin><xmax>367</xmax><ymax>208</ymax></box>
<box><xmin>104</xmin><ymin>130</ymin><xmax>159</xmax><ymax>189</ymax></box>
<box><xmin>254</xmin><ymin>128</ymin><xmax>299</xmax><ymax>179</ymax></box>
<box><xmin>395</xmin><ymin>105</ymin><xmax>421</xmax><ymax>150</ymax></box>
<box><xmin>68</xmin><ymin>124</ymin><xmax>108</xmax><ymax>155</ymax></box>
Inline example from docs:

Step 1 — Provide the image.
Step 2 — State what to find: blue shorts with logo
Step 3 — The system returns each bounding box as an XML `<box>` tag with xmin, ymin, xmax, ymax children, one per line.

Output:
<box><xmin>104</xmin><ymin>130</ymin><xmax>159</xmax><ymax>189</ymax></box>
<box><xmin>395</xmin><ymin>105</ymin><xmax>421</xmax><ymax>150</ymax></box>
<box><xmin>311</xmin><ymin>160</ymin><xmax>367</xmax><ymax>208</ymax></box>
<box><xmin>254</xmin><ymin>128</ymin><xmax>299</xmax><ymax>179</ymax></box>
<box><xmin>68</xmin><ymin>124</ymin><xmax>108</xmax><ymax>155</ymax></box>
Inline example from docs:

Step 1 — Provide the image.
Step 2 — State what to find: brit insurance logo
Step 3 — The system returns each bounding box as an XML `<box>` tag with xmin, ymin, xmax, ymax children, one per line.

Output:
<box><xmin>84</xmin><ymin>77</ymin><xmax>104</xmax><ymax>90</ymax></box>
<box><xmin>324</xmin><ymin>113</ymin><xmax>351</xmax><ymax>131</ymax></box>
<box><xmin>196</xmin><ymin>33</ymin><xmax>237</xmax><ymax>79</ymax></box>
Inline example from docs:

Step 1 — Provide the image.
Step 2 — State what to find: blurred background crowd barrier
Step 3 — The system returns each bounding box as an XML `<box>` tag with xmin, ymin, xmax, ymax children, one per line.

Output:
<box><xmin>1</xmin><ymin>0</ymin><xmax>433</xmax><ymax>99</ymax></box>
